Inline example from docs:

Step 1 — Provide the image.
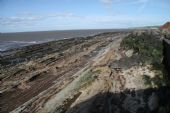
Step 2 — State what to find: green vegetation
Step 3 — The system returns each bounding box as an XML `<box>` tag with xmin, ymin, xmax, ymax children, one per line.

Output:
<box><xmin>142</xmin><ymin>75</ymin><xmax>152</xmax><ymax>86</ymax></box>
<box><xmin>121</xmin><ymin>33</ymin><xmax>163</xmax><ymax>65</ymax></box>
<box><xmin>121</xmin><ymin>33</ymin><xmax>169</xmax><ymax>87</ymax></box>
<box><xmin>76</xmin><ymin>69</ymin><xmax>99</xmax><ymax>90</ymax></box>
<box><xmin>142</xmin><ymin>74</ymin><xmax>167</xmax><ymax>87</ymax></box>
<box><xmin>158</xmin><ymin>106</ymin><xmax>170</xmax><ymax>113</ymax></box>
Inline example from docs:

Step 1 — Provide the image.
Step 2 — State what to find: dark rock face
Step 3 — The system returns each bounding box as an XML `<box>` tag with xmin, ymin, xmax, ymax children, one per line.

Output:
<box><xmin>163</xmin><ymin>39</ymin><xmax>170</xmax><ymax>75</ymax></box>
<box><xmin>67</xmin><ymin>87</ymin><xmax>170</xmax><ymax>113</ymax></box>
<box><xmin>0</xmin><ymin>37</ymin><xmax>87</xmax><ymax>67</ymax></box>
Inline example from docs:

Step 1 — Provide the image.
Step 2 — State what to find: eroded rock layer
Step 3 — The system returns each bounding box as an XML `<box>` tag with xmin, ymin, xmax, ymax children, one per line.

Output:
<box><xmin>0</xmin><ymin>30</ymin><xmax>170</xmax><ymax>113</ymax></box>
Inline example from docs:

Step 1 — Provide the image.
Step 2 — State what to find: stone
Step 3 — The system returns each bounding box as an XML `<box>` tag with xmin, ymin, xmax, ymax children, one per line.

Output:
<box><xmin>125</xmin><ymin>49</ymin><xmax>134</xmax><ymax>57</ymax></box>
<box><xmin>148</xmin><ymin>92</ymin><xmax>159</xmax><ymax>111</ymax></box>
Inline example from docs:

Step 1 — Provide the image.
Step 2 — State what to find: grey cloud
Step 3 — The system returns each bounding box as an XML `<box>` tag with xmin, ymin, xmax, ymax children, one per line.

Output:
<box><xmin>100</xmin><ymin>0</ymin><xmax>115</xmax><ymax>4</ymax></box>
<box><xmin>0</xmin><ymin>16</ymin><xmax>43</xmax><ymax>26</ymax></box>
<box><xmin>0</xmin><ymin>12</ymin><xmax>80</xmax><ymax>26</ymax></box>
<box><xmin>84</xmin><ymin>15</ymin><xmax>159</xmax><ymax>26</ymax></box>
<box><xmin>49</xmin><ymin>13</ymin><xmax>75</xmax><ymax>18</ymax></box>
<box><xmin>100</xmin><ymin>0</ymin><xmax>150</xmax><ymax>5</ymax></box>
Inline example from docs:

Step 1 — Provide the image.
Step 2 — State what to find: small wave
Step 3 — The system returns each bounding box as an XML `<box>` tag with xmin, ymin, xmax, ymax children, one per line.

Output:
<box><xmin>10</xmin><ymin>41</ymin><xmax>40</xmax><ymax>44</ymax></box>
<box><xmin>0</xmin><ymin>41</ymin><xmax>44</xmax><ymax>52</ymax></box>
<box><xmin>0</xmin><ymin>48</ymin><xmax>5</xmax><ymax>52</ymax></box>
<box><xmin>0</xmin><ymin>39</ymin><xmax>58</xmax><ymax>52</ymax></box>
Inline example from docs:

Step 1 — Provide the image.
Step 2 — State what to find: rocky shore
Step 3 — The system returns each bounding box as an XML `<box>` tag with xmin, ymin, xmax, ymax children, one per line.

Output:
<box><xmin>0</xmin><ymin>30</ymin><xmax>170</xmax><ymax>113</ymax></box>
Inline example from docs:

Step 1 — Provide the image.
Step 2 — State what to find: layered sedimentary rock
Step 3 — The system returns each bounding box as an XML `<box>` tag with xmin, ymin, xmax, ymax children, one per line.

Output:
<box><xmin>0</xmin><ymin>30</ymin><xmax>170</xmax><ymax>113</ymax></box>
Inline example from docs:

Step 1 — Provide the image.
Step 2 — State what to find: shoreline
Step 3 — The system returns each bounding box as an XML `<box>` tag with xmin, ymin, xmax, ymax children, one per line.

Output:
<box><xmin>0</xmin><ymin>31</ymin><xmax>123</xmax><ymax>52</ymax></box>
<box><xmin>0</xmin><ymin>29</ymin><xmax>137</xmax><ymax>52</ymax></box>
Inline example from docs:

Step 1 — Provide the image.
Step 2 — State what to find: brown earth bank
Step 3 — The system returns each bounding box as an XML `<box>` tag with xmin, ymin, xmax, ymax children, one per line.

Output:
<box><xmin>0</xmin><ymin>29</ymin><xmax>170</xmax><ymax>113</ymax></box>
<box><xmin>160</xmin><ymin>22</ymin><xmax>170</xmax><ymax>31</ymax></box>
<box><xmin>160</xmin><ymin>22</ymin><xmax>170</xmax><ymax>39</ymax></box>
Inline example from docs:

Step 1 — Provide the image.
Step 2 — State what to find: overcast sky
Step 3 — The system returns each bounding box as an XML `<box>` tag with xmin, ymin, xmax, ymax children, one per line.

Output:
<box><xmin>0</xmin><ymin>0</ymin><xmax>170</xmax><ymax>32</ymax></box>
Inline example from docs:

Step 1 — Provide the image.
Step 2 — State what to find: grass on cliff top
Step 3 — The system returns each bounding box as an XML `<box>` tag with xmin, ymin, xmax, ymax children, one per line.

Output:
<box><xmin>120</xmin><ymin>33</ymin><xmax>169</xmax><ymax>87</ymax></box>
<box><xmin>121</xmin><ymin>33</ymin><xmax>163</xmax><ymax>65</ymax></box>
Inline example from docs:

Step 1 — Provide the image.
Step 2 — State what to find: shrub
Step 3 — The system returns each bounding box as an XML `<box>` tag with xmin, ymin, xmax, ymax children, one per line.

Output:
<box><xmin>121</xmin><ymin>33</ymin><xmax>169</xmax><ymax>86</ymax></box>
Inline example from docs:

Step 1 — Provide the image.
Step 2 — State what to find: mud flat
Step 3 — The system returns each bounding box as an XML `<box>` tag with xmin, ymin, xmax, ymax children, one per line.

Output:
<box><xmin>0</xmin><ymin>30</ymin><xmax>170</xmax><ymax>113</ymax></box>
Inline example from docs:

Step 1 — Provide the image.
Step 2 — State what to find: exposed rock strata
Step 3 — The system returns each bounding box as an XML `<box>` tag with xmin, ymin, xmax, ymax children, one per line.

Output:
<box><xmin>0</xmin><ymin>30</ymin><xmax>170</xmax><ymax>113</ymax></box>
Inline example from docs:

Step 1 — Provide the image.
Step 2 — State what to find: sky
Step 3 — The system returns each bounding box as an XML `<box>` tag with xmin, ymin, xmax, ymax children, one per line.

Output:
<box><xmin>0</xmin><ymin>0</ymin><xmax>170</xmax><ymax>32</ymax></box>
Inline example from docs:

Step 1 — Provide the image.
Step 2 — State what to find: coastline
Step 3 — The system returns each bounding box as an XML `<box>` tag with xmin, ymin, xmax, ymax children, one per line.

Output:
<box><xmin>0</xmin><ymin>29</ymin><xmax>134</xmax><ymax>52</ymax></box>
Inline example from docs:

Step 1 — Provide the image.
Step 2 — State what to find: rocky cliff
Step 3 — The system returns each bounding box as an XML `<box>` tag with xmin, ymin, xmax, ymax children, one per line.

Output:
<box><xmin>0</xmin><ymin>30</ymin><xmax>170</xmax><ymax>113</ymax></box>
